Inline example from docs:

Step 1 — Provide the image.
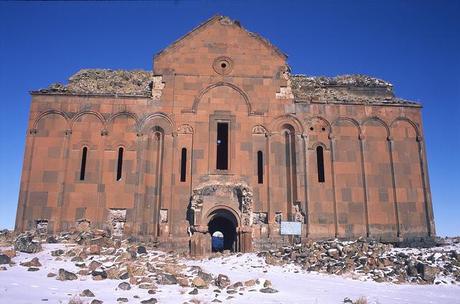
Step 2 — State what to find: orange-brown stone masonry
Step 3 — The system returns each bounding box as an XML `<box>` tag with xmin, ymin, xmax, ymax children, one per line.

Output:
<box><xmin>15</xmin><ymin>16</ymin><xmax>435</xmax><ymax>254</ymax></box>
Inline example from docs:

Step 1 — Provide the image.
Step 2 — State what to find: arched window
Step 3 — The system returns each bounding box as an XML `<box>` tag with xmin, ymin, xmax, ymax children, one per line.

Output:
<box><xmin>79</xmin><ymin>147</ymin><xmax>88</xmax><ymax>181</ymax></box>
<box><xmin>316</xmin><ymin>146</ymin><xmax>325</xmax><ymax>183</ymax></box>
<box><xmin>257</xmin><ymin>150</ymin><xmax>263</xmax><ymax>184</ymax></box>
<box><xmin>116</xmin><ymin>147</ymin><xmax>124</xmax><ymax>181</ymax></box>
<box><xmin>284</xmin><ymin>125</ymin><xmax>297</xmax><ymax>206</ymax></box>
<box><xmin>180</xmin><ymin>148</ymin><xmax>187</xmax><ymax>182</ymax></box>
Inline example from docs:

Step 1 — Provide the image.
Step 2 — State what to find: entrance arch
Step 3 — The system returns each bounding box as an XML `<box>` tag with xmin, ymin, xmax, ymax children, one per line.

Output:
<box><xmin>208</xmin><ymin>208</ymin><xmax>238</xmax><ymax>252</ymax></box>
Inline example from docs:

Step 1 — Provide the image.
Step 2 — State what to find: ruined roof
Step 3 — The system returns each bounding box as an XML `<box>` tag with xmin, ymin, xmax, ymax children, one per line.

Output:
<box><xmin>34</xmin><ymin>69</ymin><xmax>419</xmax><ymax>106</ymax></box>
<box><xmin>290</xmin><ymin>74</ymin><xmax>419</xmax><ymax>105</ymax></box>
<box><xmin>35</xmin><ymin>69</ymin><xmax>153</xmax><ymax>97</ymax></box>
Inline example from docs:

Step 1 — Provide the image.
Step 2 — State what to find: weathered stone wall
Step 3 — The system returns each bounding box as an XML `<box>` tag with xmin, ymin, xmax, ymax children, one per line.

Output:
<box><xmin>15</xmin><ymin>16</ymin><xmax>435</xmax><ymax>253</ymax></box>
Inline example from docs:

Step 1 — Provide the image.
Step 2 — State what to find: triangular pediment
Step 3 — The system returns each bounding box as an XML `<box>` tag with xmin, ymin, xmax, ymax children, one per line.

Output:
<box><xmin>155</xmin><ymin>15</ymin><xmax>287</xmax><ymax>61</ymax></box>
<box><xmin>153</xmin><ymin>15</ymin><xmax>287</xmax><ymax>76</ymax></box>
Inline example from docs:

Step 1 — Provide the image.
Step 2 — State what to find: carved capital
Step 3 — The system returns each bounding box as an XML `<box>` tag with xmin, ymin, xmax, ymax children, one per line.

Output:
<box><xmin>416</xmin><ymin>135</ymin><xmax>423</xmax><ymax>142</ymax></box>
<box><xmin>65</xmin><ymin>129</ymin><xmax>72</xmax><ymax>136</ymax></box>
<box><xmin>101</xmin><ymin>129</ymin><xmax>109</xmax><ymax>136</ymax></box>
<box><xmin>358</xmin><ymin>133</ymin><xmax>365</xmax><ymax>141</ymax></box>
<box><xmin>29</xmin><ymin>128</ymin><xmax>37</xmax><ymax>135</ymax></box>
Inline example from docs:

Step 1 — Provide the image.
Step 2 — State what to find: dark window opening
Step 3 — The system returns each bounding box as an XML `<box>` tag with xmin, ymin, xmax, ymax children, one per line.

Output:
<box><xmin>180</xmin><ymin>148</ymin><xmax>187</xmax><ymax>182</ymax></box>
<box><xmin>257</xmin><ymin>150</ymin><xmax>263</xmax><ymax>184</ymax></box>
<box><xmin>116</xmin><ymin>147</ymin><xmax>124</xmax><ymax>181</ymax></box>
<box><xmin>216</xmin><ymin>122</ymin><xmax>229</xmax><ymax>170</ymax></box>
<box><xmin>316</xmin><ymin>146</ymin><xmax>325</xmax><ymax>183</ymax></box>
<box><xmin>80</xmin><ymin>147</ymin><xmax>88</xmax><ymax>181</ymax></box>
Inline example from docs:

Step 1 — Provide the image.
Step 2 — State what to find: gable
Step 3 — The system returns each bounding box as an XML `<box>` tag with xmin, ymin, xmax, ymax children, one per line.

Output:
<box><xmin>153</xmin><ymin>15</ymin><xmax>287</xmax><ymax>77</ymax></box>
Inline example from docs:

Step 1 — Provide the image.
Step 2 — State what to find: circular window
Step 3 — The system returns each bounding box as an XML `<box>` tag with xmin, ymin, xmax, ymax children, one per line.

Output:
<box><xmin>213</xmin><ymin>56</ymin><xmax>233</xmax><ymax>75</ymax></box>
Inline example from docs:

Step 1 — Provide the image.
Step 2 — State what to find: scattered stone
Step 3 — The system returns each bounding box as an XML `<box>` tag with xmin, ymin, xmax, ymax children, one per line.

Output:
<box><xmin>90</xmin><ymin>300</ymin><xmax>103</xmax><ymax>304</ymax></box>
<box><xmin>137</xmin><ymin>246</ymin><xmax>147</xmax><ymax>254</ymax></box>
<box><xmin>244</xmin><ymin>279</ymin><xmax>256</xmax><ymax>287</ymax></box>
<box><xmin>140</xmin><ymin>298</ymin><xmax>157</xmax><ymax>304</ymax></box>
<box><xmin>117</xmin><ymin>297</ymin><xmax>128</xmax><ymax>303</ymax></box>
<box><xmin>20</xmin><ymin>257</ymin><xmax>42</xmax><ymax>267</ymax></box>
<box><xmin>51</xmin><ymin>249</ymin><xmax>64</xmax><ymax>256</ymax></box>
<box><xmin>188</xmin><ymin>288</ymin><xmax>198</xmax><ymax>295</ymax></box>
<box><xmin>215</xmin><ymin>274</ymin><xmax>230</xmax><ymax>288</ymax></box>
<box><xmin>192</xmin><ymin>277</ymin><xmax>208</xmax><ymax>289</ymax></box>
<box><xmin>28</xmin><ymin>267</ymin><xmax>40</xmax><ymax>271</ymax></box>
<box><xmin>47</xmin><ymin>272</ymin><xmax>56</xmax><ymax>277</ymax></box>
<box><xmin>158</xmin><ymin>273</ymin><xmax>177</xmax><ymax>285</ymax></box>
<box><xmin>260</xmin><ymin>287</ymin><xmax>278</xmax><ymax>293</ymax></box>
<box><xmin>57</xmin><ymin>268</ymin><xmax>77</xmax><ymax>281</ymax></box>
<box><xmin>46</xmin><ymin>236</ymin><xmax>58</xmax><ymax>243</ymax></box>
<box><xmin>118</xmin><ymin>282</ymin><xmax>131</xmax><ymax>290</ymax></box>
<box><xmin>80</xmin><ymin>289</ymin><xmax>95</xmax><ymax>297</ymax></box>
<box><xmin>89</xmin><ymin>244</ymin><xmax>101</xmax><ymax>255</ymax></box>
<box><xmin>1</xmin><ymin>249</ymin><xmax>16</xmax><ymax>258</ymax></box>
<box><xmin>14</xmin><ymin>233</ymin><xmax>42</xmax><ymax>253</ymax></box>
<box><xmin>197</xmin><ymin>270</ymin><xmax>213</xmax><ymax>282</ymax></box>
<box><xmin>0</xmin><ymin>254</ymin><xmax>11</xmax><ymax>264</ymax></box>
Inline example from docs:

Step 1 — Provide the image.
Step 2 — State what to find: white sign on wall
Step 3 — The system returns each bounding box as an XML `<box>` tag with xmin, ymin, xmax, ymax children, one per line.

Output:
<box><xmin>280</xmin><ymin>221</ymin><xmax>302</xmax><ymax>235</ymax></box>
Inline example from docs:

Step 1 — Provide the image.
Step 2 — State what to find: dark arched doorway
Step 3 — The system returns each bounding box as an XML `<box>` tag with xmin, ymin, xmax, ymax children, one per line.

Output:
<box><xmin>208</xmin><ymin>209</ymin><xmax>238</xmax><ymax>252</ymax></box>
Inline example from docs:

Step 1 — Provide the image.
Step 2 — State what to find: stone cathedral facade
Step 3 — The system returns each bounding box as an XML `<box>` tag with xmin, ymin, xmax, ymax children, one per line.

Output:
<box><xmin>15</xmin><ymin>16</ymin><xmax>435</xmax><ymax>255</ymax></box>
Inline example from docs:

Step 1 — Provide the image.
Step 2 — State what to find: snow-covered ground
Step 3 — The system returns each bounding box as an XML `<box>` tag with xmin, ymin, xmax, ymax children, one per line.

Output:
<box><xmin>0</xmin><ymin>243</ymin><xmax>459</xmax><ymax>304</ymax></box>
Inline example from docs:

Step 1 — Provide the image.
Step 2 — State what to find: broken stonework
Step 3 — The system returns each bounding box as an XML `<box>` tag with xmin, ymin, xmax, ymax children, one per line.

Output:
<box><xmin>39</xmin><ymin>69</ymin><xmax>154</xmax><ymax>97</ymax></box>
<box><xmin>290</xmin><ymin>74</ymin><xmax>418</xmax><ymax>104</ymax></box>
<box><xmin>14</xmin><ymin>233</ymin><xmax>42</xmax><ymax>253</ymax></box>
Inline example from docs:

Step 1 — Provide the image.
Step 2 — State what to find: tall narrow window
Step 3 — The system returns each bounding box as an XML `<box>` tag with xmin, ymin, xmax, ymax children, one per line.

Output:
<box><xmin>284</xmin><ymin>129</ymin><xmax>297</xmax><ymax>205</ymax></box>
<box><xmin>180</xmin><ymin>148</ymin><xmax>187</xmax><ymax>182</ymax></box>
<box><xmin>79</xmin><ymin>147</ymin><xmax>88</xmax><ymax>181</ymax></box>
<box><xmin>216</xmin><ymin>122</ymin><xmax>229</xmax><ymax>170</ymax></box>
<box><xmin>316</xmin><ymin>146</ymin><xmax>325</xmax><ymax>183</ymax></box>
<box><xmin>116</xmin><ymin>147</ymin><xmax>124</xmax><ymax>181</ymax></box>
<box><xmin>257</xmin><ymin>151</ymin><xmax>263</xmax><ymax>184</ymax></box>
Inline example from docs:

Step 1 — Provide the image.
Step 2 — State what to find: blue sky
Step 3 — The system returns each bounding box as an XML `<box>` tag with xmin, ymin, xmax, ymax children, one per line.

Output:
<box><xmin>0</xmin><ymin>1</ymin><xmax>458</xmax><ymax>236</ymax></box>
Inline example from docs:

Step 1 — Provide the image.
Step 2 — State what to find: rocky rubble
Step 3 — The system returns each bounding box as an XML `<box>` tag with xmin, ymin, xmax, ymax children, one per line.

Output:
<box><xmin>290</xmin><ymin>74</ymin><xmax>418</xmax><ymax>105</ymax></box>
<box><xmin>37</xmin><ymin>69</ymin><xmax>153</xmax><ymax>97</ymax></box>
<box><xmin>258</xmin><ymin>238</ymin><xmax>460</xmax><ymax>285</ymax></box>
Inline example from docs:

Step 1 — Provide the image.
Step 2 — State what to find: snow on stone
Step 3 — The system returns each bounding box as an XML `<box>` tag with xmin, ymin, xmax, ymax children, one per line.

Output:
<box><xmin>1</xmin><ymin>243</ymin><xmax>459</xmax><ymax>304</ymax></box>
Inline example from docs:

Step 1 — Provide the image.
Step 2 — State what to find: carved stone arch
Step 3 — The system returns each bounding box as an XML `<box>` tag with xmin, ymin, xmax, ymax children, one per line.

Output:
<box><xmin>252</xmin><ymin>124</ymin><xmax>269</xmax><ymax>135</ymax></box>
<box><xmin>329</xmin><ymin>117</ymin><xmax>362</xmax><ymax>139</ymax></box>
<box><xmin>177</xmin><ymin>124</ymin><xmax>194</xmax><ymax>134</ymax></box>
<box><xmin>70</xmin><ymin>111</ymin><xmax>105</xmax><ymax>129</ymax></box>
<box><xmin>107</xmin><ymin>111</ymin><xmax>140</xmax><ymax>132</ymax></box>
<box><xmin>191</xmin><ymin>82</ymin><xmax>253</xmax><ymax>115</ymax></box>
<box><xmin>361</xmin><ymin>116</ymin><xmax>390</xmax><ymax>138</ymax></box>
<box><xmin>32</xmin><ymin>110</ymin><xmax>70</xmax><ymax>131</ymax></box>
<box><xmin>77</xmin><ymin>140</ymin><xmax>97</xmax><ymax>150</ymax></box>
<box><xmin>306</xmin><ymin>116</ymin><xmax>332</xmax><ymax>134</ymax></box>
<box><xmin>270</xmin><ymin>114</ymin><xmax>304</xmax><ymax>134</ymax></box>
<box><xmin>206</xmin><ymin>205</ymin><xmax>241</xmax><ymax>227</ymax></box>
<box><xmin>310</xmin><ymin>141</ymin><xmax>330</xmax><ymax>151</ymax></box>
<box><xmin>390</xmin><ymin>117</ymin><xmax>420</xmax><ymax>139</ymax></box>
<box><xmin>189</xmin><ymin>182</ymin><xmax>254</xmax><ymax>227</ymax></box>
<box><xmin>140</xmin><ymin>112</ymin><xmax>175</xmax><ymax>135</ymax></box>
